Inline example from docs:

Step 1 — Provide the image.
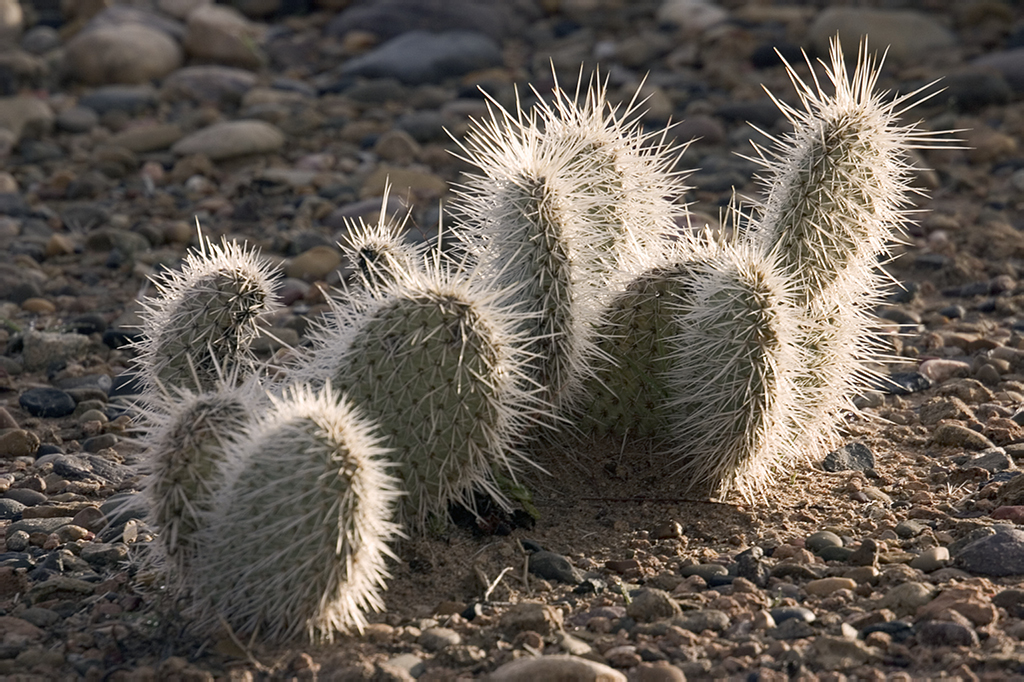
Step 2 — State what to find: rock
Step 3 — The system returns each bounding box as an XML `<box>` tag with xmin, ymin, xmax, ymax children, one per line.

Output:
<box><xmin>55</xmin><ymin>106</ymin><xmax>98</xmax><ymax>134</ymax></box>
<box><xmin>488</xmin><ymin>655</ymin><xmax>625</xmax><ymax>682</ymax></box>
<box><xmin>916</xmin><ymin>586</ymin><xmax>997</xmax><ymax>626</ymax></box>
<box><xmin>0</xmin><ymin>96</ymin><xmax>53</xmax><ymax>141</ymax></box>
<box><xmin>919</xmin><ymin>396</ymin><xmax>974</xmax><ymax>425</ymax></box>
<box><xmin>501</xmin><ymin>603</ymin><xmax>563</xmax><ymax>636</ymax></box>
<box><xmin>673</xmin><ymin>609</ymin><xmax>729</xmax><ymax>633</ymax></box>
<box><xmin>529</xmin><ymin>551</ymin><xmax>580</xmax><ymax>584</ymax></box>
<box><xmin>22</xmin><ymin>329</ymin><xmax>92</xmax><ymax>372</ymax></box>
<box><xmin>920</xmin><ymin>358</ymin><xmax>972</xmax><ymax>384</ymax></box>
<box><xmin>847</xmin><ymin>539</ymin><xmax>878</xmax><ymax>567</ymax></box>
<box><xmin>931</xmin><ymin>423</ymin><xmax>995</xmax><ymax>450</ymax></box>
<box><xmin>735</xmin><ymin>546</ymin><xmax>769</xmax><ymax>588</ymax></box>
<box><xmin>965</xmin><ymin>448</ymin><xmax>1014</xmax><ymax>473</ymax></box>
<box><xmin>973</xmin><ymin>48</ymin><xmax>1024</xmax><ymax>93</ymax></box>
<box><xmin>805</xmin><ymin>577</ymin><xmax>856</xmax><ymax>597</ymax></box>
<box><xmin>656</xmin><ymin>0</ymin><xmax>728</xmax><ymax>32</ymax></box>
<box><xmin>5</xmin><ymin>489</ymin><xmax>45</xmax><ymax>506</ymax></box>
<box><xmin>0</xmin><ymin>429</ymin><xmax>39</xmax><ymax>458</ymax></box>
<box><xmin>108</xmin><ymin>124</ymin><xmax>183</xmax><ymax>153</ymax></box>
<box><xmin>162</xmin><ymin>65</ymin><xmax>258</xmax><ymax>105</ymax></box>
<box><xmin>954</xmin><ymin>528</ymin><xmax>1024</xmax><ymax>577</ymax></box>
<box><xmin>808</xmin><ymin>8</ymin><xmax>955</xmax><ymax>65</ymax></box>
<box><xmin>284</xmin><ymin>246</ymin><xmax>342</xmax><ymax>282</ymax></box>
<box><xmin>79</xmin><ymin>86</ymin><xmax>158</xmax><ymax>117</ymax></box>
<box><xmin>0</xmin><ymin>498</ymin><xmax>26</xmax><ymax>519</ymax></box>
<box><xmin>361</xmin><ymin>165</ymin><xmax>447</xmax><ymax>201</ymax></box>
<box><xmin>679</xmin><ymin>563</ymin><xmax>727</xmax><ymax>581</ymax></box>
<box><xmin>914</xmin><ymin>620</ymin><xmax>979</xmax><ymax>648</ymax></box>
<box><xmin>18</xmin><ymin>388</ymin><xmax>76</xmax><ymax>419</ymax></box>
<box><xmin>878</xmin><ymin>372</ymin><xmax>932</xmax><ymax>395</ymax></box>
<box><xmin>183</xmin><ymin>5</ymin><xmax>265</xmax><ymax>70</ymax></box>
<box><xmin>380</xmin><ymin>653</ymin><xmax>424</xmax><ymax>679</ymax></box>
<box><xmin>937</xmin><ymin>378</ymin><xmax>994</xmax><ymax>404</ymax></box>
<box><xmin>878</xmin><ymin>582</ymin><xmax>938</xmax><ymax>616</ymax></box>
<box><xmin>20</xmin><ymin>26</ymin><xmax>59</xmax><ymax>54</ymax></box>
<box><xmin>418</xmin><ymin>627</ymin><xmax>460</xmax><ymax>652</ymax></box>
<box><xmin>822</xmin><ymin>442</ymin><xmax>874</xmax><ymax>472</ymax></box>
<box><xmin>631</xmin><ymin>662</ymin><xmax>685</xmax><ymax>682</ymax></box>
<box><xmin>809</xmin><ymin>635</ymin><xmax>879</xmax><ymax>671</ymax></box>
<box><xmin>325</xmin><ymin>0</ymin><xmax>534</xmax><ymax>42</ymax></box>
<box><xmin>158</xmin><ymin>0</ymin><xmax>211</xmax><ymax>20</ymax></box>
<box><xmin>341</xmin><ymin>30</ymin><xmax>502</xmax><ymax>85</ymax></box>
<box><xmin>374</xmin><ymin>129</ymin><xmax>421</xmax><ymax>164</ymax></box>
<box><xmin>64</xmin><ymin>25</ymin><xmax>182</xmax><ymax>85</ymax></box>
<box><xmin>769</xmin><ymin>606</ymin><xmax>815</xmax><ymax>625</ymax></box>
<box><xmin>805</xmin><ymin>531</ymin><xmax>842</xmax><ymax>553</ymax></box>
<box><xmin>626</xmin><ymin>588</ymin><xmax>681</xmax><ymax>623</ymax></box>
<box><xmin>172</xmin><ymin>120</ymin><xmax>284</xmax><ymax>160</ymax></box>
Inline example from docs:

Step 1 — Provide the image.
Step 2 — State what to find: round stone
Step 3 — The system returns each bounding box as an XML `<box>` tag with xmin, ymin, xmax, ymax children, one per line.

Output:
<box><xmin>806</xmin><ymin>530</ymin><xmax>843</xmax><ymax>553</ymax></box>
<box><xmin>19</xmin><ymin>388</ymin><xmax>76</xmax><ymax>418</ymax></box>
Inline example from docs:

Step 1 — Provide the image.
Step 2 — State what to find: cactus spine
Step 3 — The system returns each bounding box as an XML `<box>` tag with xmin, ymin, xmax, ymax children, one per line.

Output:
<box><xmin>192</xmin><ymin>383</ymin><xmax>400</xmax><ymax>642</ymax></box>
<box><xmin>302</xmin><ymin>263</ymin><xmax>539</xmax><ymax>528</ymax></box>
<box><xmin>136</xmin><ymin>229</ymin><xmax>279</xmax><ymax>394</ymax></box>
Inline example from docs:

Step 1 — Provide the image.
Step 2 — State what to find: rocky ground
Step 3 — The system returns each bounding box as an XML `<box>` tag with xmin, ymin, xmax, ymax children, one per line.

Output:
<box><xmin>1</xmin><ymin>0</ymin><xmax>1024</xmax><ymax>679</ymax></box>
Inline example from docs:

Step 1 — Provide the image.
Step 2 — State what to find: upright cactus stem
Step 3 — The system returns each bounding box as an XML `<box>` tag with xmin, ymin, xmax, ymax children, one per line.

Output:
<box><xmin>192</xmin><ymin>383</ymin><xmax>401</xmax><ymax>642</ymax></box>
<box><xmin>301</xmin><ymin>263</ymin><xmax>541</xmax><ymax>529</ymax></box>
<box><xmin>139</xmin><ymin>379</ymin><xmax>261</xmax><ymax>585</ymax></box>
<box><xmin>135</xmin><ymin>227</ymin><xmax>279</xmax><ymax>395</ymax></box>
<box><xmin>667</xmin><ymin>244</ymin><xmax>803</xmax><ymax>499</ymax></box>
<box><xmin>748</xmin><ymin>37</ymin><xmax>950</xmax><ymax>452</ymax></box>
<box><xmin>340</xmin><ymin>185</ymin><xmax>425</xmax><ymax>297</ymax></box>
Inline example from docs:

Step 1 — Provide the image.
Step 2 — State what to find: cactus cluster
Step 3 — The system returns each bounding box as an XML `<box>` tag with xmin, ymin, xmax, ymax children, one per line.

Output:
<box><xmin>131</xmin><ymin>37</ymin><xmax>944</xmax><ymax>642</ymax></box>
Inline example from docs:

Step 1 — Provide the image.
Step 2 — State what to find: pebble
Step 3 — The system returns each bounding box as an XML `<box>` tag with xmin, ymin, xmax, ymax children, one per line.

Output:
<box><xmin>878</xmin><ymin>582</ymin><xmax>937</xmax><ymax>616</ymax></box>
<box><xmin>954</xmin><ymin>527</ymin><xmax>1024</xmax><ymax>577</ymax></box>
<box><xmin>805</xmin><ymin>530</ymin><xmax>842</xmax><ymax>553</ymax></box>
<box><xmin>919</xmin><ymin>396</ymin><xmax>974</xmax><ymax>425</ymax></box>
<box><xmin>55</xmin><ymin>106</ymin><xmax>98</xmax><ymax>134</ymax></box>
<box><xmin>342</xmin><ymin>30</ymin><xmax>502</xmax><ymax>85</ymax></box>
<box><xmin>418</xmin><ymin>627</ymin><xmax>460</xmax><ymax>652</ymax></box>
<box><xmin>808</xmin><ymin>8</ymin><xmax>955</xmax><ymax>64</ymax></box>
<box><xmin>162</xmin><ymin>65</ymin><xmax>258</xmax><ymax>105</ymax></box>
<box><xmin>626</xmin><ymin>588</ymin><xmax>681</xmax><ymax>623</ymax></box>
<box><xmin>679</xmin><ymin>563</ymin><xmax>727</xmax><ymax>581</ymax></box>
<box><xmin>64</xmin><ymin>25</ymin><xmax>182</xmax><ymax>85</ymax></box>
<box><xmin>809</xmin><ymin>635</ymin><xmax>880</xmax><ymax>671</ymax></box>
<box><xmin>21</xmin><ymin>330</ymin><xmax>91</xmax><ymax>372</ymax></box>
<box><xmin>0</xmin><ymin>498</ymin><xmax>26</xmax><ymax>519</ymax></box>
<box><xmin>172</xmin><ymin>120</ymin><xmax>285</xmax><ymax>161</ymax></box>
<box><xmin>847</xmin><ymin>539</ymin><xmax>879</xmax><ymax>567</ymax></box>
<box><xmin>18</xmin><ymin>388</ymin><xmax>76</xmax><ymax>419</ymax></box>
<box><xmin>501</xmin><ymin>603</ymin><xmax>563</xmax><ymax>636</ymax></box>
<box><xmin>284</xmin><ymin>246</ymin><xmax>342</xmax><ymax>282</ymax></box>
<box><xmin>488</xmin><ymin>655</ymin><xmax>625</xmax><ymax>682</ymax></box>
<box><xmin>821</xmin><ymin>443</ymin><xmax>875</xmax><ymax>472</ymax></box>
<box><xmin>673</xmin><ymin>609</ymin><xmax>729</xmax><ymax>633</ymax></box>
<box><xmin>183</xmin><ymin>5</ymin><xmax>265</xmax><ymax>69</ymax></box>
<box><xmin>0</xmin><ymin>429</ymin><xmax>39</xmax><ymax>458</ymax></box>
<box><xmin>914</xmin><ymin>620</ymin><xmax>979</xmax><ymax>648</ymax></box>
<box><xmin>931</xmin><ymin>423</ymin><xmax>995</xmax><ymax>450</ymax></box>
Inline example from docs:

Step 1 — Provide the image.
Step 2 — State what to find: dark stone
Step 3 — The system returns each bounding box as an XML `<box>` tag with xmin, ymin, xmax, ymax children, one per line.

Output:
<box><xmin>862</xmin><ymin>621</ymin><xmax>913</xmax><ymax>643</ymax></box>
<box><xmin>82</xmin><ymin>434</ymin><xmax>117</xmax><ymax>453</ymax></box>
<box><xmin>847</xmin><ymin>539</ymin><xmax>879</xmax><ymax>567</ymax></box>
<box><xmin>818</xmin><ymin>546</ymin><xmax>855</xmax><ymax>562</ymax></box>
<box><xmin>78</xmin><ymin>85</ymin><xmax>158</xmax><ymax>115</ymax></box>
<box><xmin>994</xmin><ymin>588</ymin><xmax>1024</xmax><ymax>618</ymax></box>
<box><xmin>822</xmin><ymin>442</ymin><xmax>875</xmax><ymax>472</ymax></box>
<box><xmin>805</xmin><ymin>531</ymin><xmax>843</xmax><ymax>553</ymax></box>
<box><xmin>103</xmin><ymin>330</ymin><xmax>141</xmax><ymax>350</ymax></box>
<box><xmin>52</xmin><ymin>454</ymin><xmax>126</xmax><ymax>485</ymax></box>
<box><xmin>954</xmin><ymin>527</ymin><xmax>1024</xmax><ymax>577</ymax></box>
<box><xmin>36</xmin><ymin>444</ymin><xmax>63</xmax><ymax>457</ymax></box>
<box><xmin>0</xmin><ymin>193</ymin><xmax>30</xmax><ymax>217</ymax></box>
<box><xmin>938</xmin><ymin>305</ymin><xmax>965</xmax><ymax>319</ymax></box>
<box><xmin>108</xmin><ymin>372</ymin><xmax>143</xmax><ymax>398</ymax></box>
<box><xmin>573</xmin><ymin>577</ymin><xmax>606</xmax><ymax>594</ymax></box>
<box><xmin>768</xmin><ymin>618</ymin><xmax>816</xmax><ymax>640</ymax></box>
<box><xmin>875</xmin><ymin>372</ymin><xmax>932</xmax><ymax>395</ymax></box>
<box><xmin>340</xmin><ymin>30</ymin><xmax>503</xmax><ymax>85</ymax></box>
<box><xmin>750</xmin><ymin>41</ymin><xmax>803</xmax><ymax>69</ymax></box>
<box><xmin>18</xmin><ymin>140</ymin><xmax>64</xmax><ymax>163</ymax></box>
<box><xmin>0</xmin><ymin>499</ymin><xmax>25</xmax><ymax>520</ymax></box>
<box><xmin>68</xmin><ymin>314</ymin><xmax>107</xmax><ymax>335</ymax></box>
<box><xmin>60</xmin><ymin>203</ymin><xmax>109</xmax><ymax>232</ymax></box>
<box><xmin>5</xmin><ymin>281</ymin><xmax>42</xmax><ymax>305</ymax></box>
<box><xmin>19</xmin><ymin>388</ymin><xmax>76</xmax><ymax>418</ymax></box>
<box><xmin>461</xmin><ymin>602</ymin><xmax>482</xmax><ymax>620</ymax></box>
<box><xmin>325</xmin><ymin>0</ymin><xmax>538</xmax><ymax>41</ymax></box>
<box><xmin>735</xmin><ymin>546</ymin><xmax>769</xmax><ymax>588</ymax></box>
<box><xmin>529</xmin><ymin>551</ymin><xmax>580</xmax><ymax>584</ymax></box>
<box><xmin>914</xmin><ymin>620</ymin><xmax>979</xmax><ymax>648</ymax></box>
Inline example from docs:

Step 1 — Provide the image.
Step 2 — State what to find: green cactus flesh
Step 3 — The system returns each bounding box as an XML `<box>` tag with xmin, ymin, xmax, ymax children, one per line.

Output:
<box><xmin>579</xmin><ymin>261</ymin><xmax>699</xmax><ymax>441</ymax></box>
<box><xmin>334</xmin><ymin>287</ymin><xmax>510</xmax><ymax>524</ymax></box>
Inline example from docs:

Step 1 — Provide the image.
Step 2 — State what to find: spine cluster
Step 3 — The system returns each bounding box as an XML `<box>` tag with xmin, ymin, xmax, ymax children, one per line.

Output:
<box><xmin>130</xmin><ymin>37</ymin><xmax>944</xmax><ymax>642</ymax></box>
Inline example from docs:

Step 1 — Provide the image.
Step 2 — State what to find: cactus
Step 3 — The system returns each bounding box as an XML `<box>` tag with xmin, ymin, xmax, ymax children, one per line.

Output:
<box><xmin>339</xmin><ymin>185</ymin><xmax>426</xmax><ymax>296</ymax></box>
<box><xmin>750</xmin><ymin>38</ymin><xmax>926</xmax><ymax>306</ymax></box>
<box><xmin>138</xmin><ymin>378</ymin><xmax>261</xmax><ymax>583</ymax></box>
<box><xmin>300</xmin><ymin>263</ymin><xmax>540</xmax><ymax>528</ymax></box>
<box><xmin>533</xmin><ymin>73</ymin><xmax>690</xmax><ymax>272</ymax></box>
<box><xmin>191</xmin><ymin>382</ymin><xmax>401</xmax><ymax>642</ymax></box>
<box><xmin>135</xmin><ymin>228</ymin><xmax>279</xmax><ymax>395</ymax></box>
<box><xmin>748</xmin><ymin>37</ymin><xmax>946</xmax><ymax>453</ymax></box>
<box><xmin>666</xmin><ymin>243</ymin><xmax>804</xmax><ymax>498</ymax></box>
